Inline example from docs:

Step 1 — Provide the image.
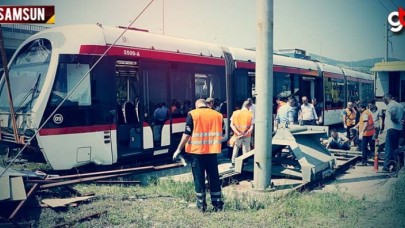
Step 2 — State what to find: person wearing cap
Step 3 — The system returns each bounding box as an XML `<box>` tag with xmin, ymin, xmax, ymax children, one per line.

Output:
<box><xmin>206</xmin><ymin>97</ymin><xmax>215</xmax><ymax>109</ymax></box>
<box><xmin>230</xmin><ymin>101</ymin><xmax>253</xmax><ymax>165</ymax></box>
<box><xmin>173</xmin><ymin>99</ymin><xmax>224</xmax><ymax>212</ymax></box>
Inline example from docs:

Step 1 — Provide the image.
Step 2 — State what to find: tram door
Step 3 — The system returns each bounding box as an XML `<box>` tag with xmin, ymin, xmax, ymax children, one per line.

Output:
<box><xmin>139</xmin><ymin>61</ymin><xmax>170</xmax><ymax>152</ymax></box>
<box><xmin>301</xmin><ymin>76</ymin><xmax>315</xmax><ymax>100</ymax></box>
<box><xmin>115</xmin><ymin>60</ymin><xmax>143</xmax><ymax>157</ymax></box>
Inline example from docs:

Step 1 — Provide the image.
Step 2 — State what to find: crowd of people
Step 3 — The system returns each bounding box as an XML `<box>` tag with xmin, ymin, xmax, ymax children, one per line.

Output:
<box><xmin>169</xmin><ymin>93</ymin><xmax>404</xmax><ymax>212</ymax></box>
<box><xmin>274</xmin><ymin>95</ymin><xmax>322</xmax><ymax>128</ymax></box>
<box><xmin>273</xmin><ymin>93</ymin><xmax>404</xmax><ymax>170</ymax></box>
<box><xmin>335</xmin><ymin>94</ymin><xmax>404</xmax><ymax>170</ymax></box>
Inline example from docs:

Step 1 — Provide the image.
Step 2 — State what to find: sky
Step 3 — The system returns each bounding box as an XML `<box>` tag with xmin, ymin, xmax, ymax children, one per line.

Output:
<box><xmin>5</xmin><ymin>0</ymin><xmax>405</xmax><ymax>61</ymax></box>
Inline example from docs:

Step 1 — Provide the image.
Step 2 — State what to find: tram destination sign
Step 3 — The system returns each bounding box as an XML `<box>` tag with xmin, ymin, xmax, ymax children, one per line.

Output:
<box><xmin>0</xmin><ymin>5</ymin><xmax>54</xmax><ymax>24</ymax></box>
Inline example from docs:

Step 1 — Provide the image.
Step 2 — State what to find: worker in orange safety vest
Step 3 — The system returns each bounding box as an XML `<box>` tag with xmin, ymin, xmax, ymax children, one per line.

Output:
<box><xmin>173</xmin><ymin>99</ymin><xmax>224</xmax><ymax>212</ymax></box>
<box><xmin>356</xmin><ymin>102</ymin><xmax>375</xmax><ymax>166</ymax></box>
<box><xmin>230</xmin><ymin>100</ymin><xmax>253</xmax><ymax>166</ymax></box>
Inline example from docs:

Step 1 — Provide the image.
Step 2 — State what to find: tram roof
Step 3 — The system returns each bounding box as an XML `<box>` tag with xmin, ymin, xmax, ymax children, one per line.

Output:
<box><xmin>227</xmin><ymin>47</ymin><xmax>319</xmax><ymax>72</ymax></box>
<box><xmin>316</xmin><ymin>62</ymin><xmax>344</xmax><ymax>75</ymax></box>
<box><xmin>25</xmin><ymin>24</ymin><xmax>366</xmax><ymax>77</ymax></box>
<box><xmin>342</xmin><ymin>68</ymin><xmax>372</xmax><ymax>80</ymax></box>
<box><xmin>103</xmin><ymin>26</ymin><xmax>225</xmax><ymax>59</ymax></box>
<box><xmin>273</xmin><ymin>55</ymin><xmax>318</xmax><ymax>72</ymax></box>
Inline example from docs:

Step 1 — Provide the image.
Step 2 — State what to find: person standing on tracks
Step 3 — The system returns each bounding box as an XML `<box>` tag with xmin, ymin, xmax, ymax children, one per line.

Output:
<box><xmin>368</xmin><ymin>99</ymin><xmax>382</xmax><ymax>152</ymax></box>
<box><xmin>230</xmin><ymin>101</ymin><xmax>253</xmax><ymax>166</ymax></box>
<box><xmin>382</xmin><ymin>94</ymin><xmax>404</xmax><ymax>172</ymax></box>
<box><xmin>298</xmin><ymin>96</ymin><xmax>318</xmax><ymax>125</ymax></box>
<box><xmin>312</xmin><ymin>98</ymin><xmax>323</xmax><ymax>125</ymax></box>
<box><xmin>356</xmin><ymin>102</ymin><xmax>375</xmax><ymax>166</ymax></box>
<box><xmin>343</xmin><ymin>102</ymin><xmax>357</xmax><ymax>143</ymax></box>
<box><xmin>173</xmin><ymin>99</ymin><xmax>224</xmax><ymax>212</ymax></box>
<box><xmin>275</xmin><ymin>97</ymin><xmax>295</xmax><ymax>129</ymax></box>
<box><xmin>246</xmin><ymin>97</ymin><xmax>256</xmax><ymax>147</ymax></box>
<box><xmin>206</xmin><ymin>97</ymin><xmax>215</xmax><ymax>110</ymax></box>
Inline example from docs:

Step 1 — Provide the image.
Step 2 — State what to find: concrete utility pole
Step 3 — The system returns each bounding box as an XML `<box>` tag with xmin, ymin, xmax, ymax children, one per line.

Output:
<box><xmin>254</xmin><ymin>0</ymin><xmax>273</xmax><ymax>190</ymax></box>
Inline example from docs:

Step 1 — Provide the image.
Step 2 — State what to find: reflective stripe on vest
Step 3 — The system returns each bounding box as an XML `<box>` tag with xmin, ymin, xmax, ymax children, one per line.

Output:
<box><xmin>359</xmin><ymin>109</ymin><xmax>375</xmax><ymax>137</ymax></box>
<box><xmin>345</xmin><ymin>108</ymin><xmax>356</xmax><ymax>126</ymax></box>
<box><xmin>185</xmin><ymin>108</ymin><xmax>223</xmax><ymax>154</ymax></box>
<box><xmin>231</xmin><ymin>109</ymin><xmax>253</xmax><ymax>136</ymax></box>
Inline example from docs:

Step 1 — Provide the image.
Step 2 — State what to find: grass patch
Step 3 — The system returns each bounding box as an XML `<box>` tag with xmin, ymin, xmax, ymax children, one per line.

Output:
<box><xmin>391</xmin><ymin>171</ymin><xmax>405</xmax><ymax>216</ymax></box>
<box><xmin>5</xmin><ymin>158</ymin><xmax>405</xmax><ymax>227</ymax></box>
<box><xmin>17</xmin><ymin>177</ymin><xmax>376</xmax><ymax>227</ymax></box>
<box><xmin>0</xmin><ymin>148</ymin><xmax>52</xmax><ymax>173</ymax></box>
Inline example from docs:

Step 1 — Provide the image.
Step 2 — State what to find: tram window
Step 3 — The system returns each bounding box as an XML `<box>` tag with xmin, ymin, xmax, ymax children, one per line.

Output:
<box><xmin>0</xmin><ymin>39</ymin><xmax>50</xmax><ymax>112</ymax></box>
<box><xmin>293</xmin><ymin>75</ymin><xmax>300</xmax><ymax>99</ymax></box>
<box><xmin>234</xmin><ymin>70</ymin><xmax>250</xmax><ymax>105</ymax></box>
<box><xmin>314</xmin><ymin>77</ymin><xmax>323</xmax><ymax>103</ymax></box>
<box><xmin>116</xmin><ymin>77</ymin><xmax>128</xmax><ymax>103</ymax></box>
<box><xmin>116</xmin><ymin>76</ymin><xmax>139</xmax><ymax>103</ymax></box>
<box><xmin>274</xmin><ymin>72</ymin><xmax>292</xmax><ymax>98</ymax></box>
<box><xmin>360</xmin><ymin>82</ymin><xmax>373</xmax><ymax>102</ymax></box>
<box><xmin>142</xmin><ymin>62</ymin><xmax>168</xmax><ymax>119</ymax></box>
<box><xmin>324</xmin><ymin>77</ymin><xmax>344</xmax><ymax>108</ymax></box>
<box><xmin>195</xmin><ymin>74</ymin><xmax>209</xmax><ymax>99</ymax></box>
<box><xmin>210</xmin><ymin>74</ymin><xmax>225</xmax><ymax>101</ymax></box>
<box><xmin>249</xmin><ymin>72</ymin><xmax>256</xmax><ymax>97</ymax></box>
<box><xmin>50</xmin><ymin>63</ymin><xmax>91</xmax><ymax>106</ymax></box>
<box><xmin>347</xmin><ymin>80</ymin><xmax>359</xmax><ymax>102</ymax></box>
<box><xmin>171</xmin><ymin>70</ymin><xmax>193</xmax><ymax>108</ymax></box>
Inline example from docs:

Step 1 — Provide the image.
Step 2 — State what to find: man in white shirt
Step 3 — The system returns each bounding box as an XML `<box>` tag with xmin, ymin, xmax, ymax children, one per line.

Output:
<box><xmin>382</xmin><ymin>94</ymin><xmax>404</xmax><ymax>172</ymax></box>
<box><xmin>299</xmin><ymin>96</ymin><xmax>318</xmax><ymax>125</ymax></box>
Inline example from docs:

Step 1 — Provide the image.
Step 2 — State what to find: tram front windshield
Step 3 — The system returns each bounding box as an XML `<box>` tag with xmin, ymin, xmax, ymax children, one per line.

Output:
<box><xmin>0</xmin><ymin>39</ymin><xmax>51</xmax><ymax>113</ymax></box>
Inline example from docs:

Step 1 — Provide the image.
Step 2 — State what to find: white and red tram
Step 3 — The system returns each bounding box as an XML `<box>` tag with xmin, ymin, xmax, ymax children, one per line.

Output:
<box><xmin>0</xmin><ymin>24</ymin><xmax>373</xmax><ymax>170</ymax></box>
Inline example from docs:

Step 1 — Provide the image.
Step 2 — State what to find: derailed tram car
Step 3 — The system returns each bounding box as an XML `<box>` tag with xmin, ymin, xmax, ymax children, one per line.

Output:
<box><xmin>0</xmin><ymin>24</ymin><xmax>373</xmax><ymax>170</ymax></box>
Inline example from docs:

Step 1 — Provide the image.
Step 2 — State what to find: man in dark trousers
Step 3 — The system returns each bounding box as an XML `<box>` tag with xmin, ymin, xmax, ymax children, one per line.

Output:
<box><xmin>382</xmin><ymin>94</ymin><xmax>404</xmax><ymax>172</ymax></box>
<box><xmin>173</xmin><ymin>99</ymin><xmax>224</xmax><ymax>212</ymax></box>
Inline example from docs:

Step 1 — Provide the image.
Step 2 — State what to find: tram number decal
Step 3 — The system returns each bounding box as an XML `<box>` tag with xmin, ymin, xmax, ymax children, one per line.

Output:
<box><xmin>53</xmin><ymin>114</ymin><xmax>64</xmax><ymax>124</ymax></box>
<box><xmin>123</xmin><ymin>50</ymin><xmax>140</xmax><ymax>57</ymax></box>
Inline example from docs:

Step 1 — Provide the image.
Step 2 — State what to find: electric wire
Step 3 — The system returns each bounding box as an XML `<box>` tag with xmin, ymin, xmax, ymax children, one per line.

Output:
<box><xmin>377</xmin><ymin>0</ymin><xmax>390</xmax><ymax>13</ymax></box>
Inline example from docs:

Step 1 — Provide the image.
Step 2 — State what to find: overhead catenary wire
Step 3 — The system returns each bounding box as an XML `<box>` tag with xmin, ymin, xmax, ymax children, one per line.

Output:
<box><xmin>389</xmin><ymin>0</ymin><xmax>398</xmax><ymax>9</ymax></box>
<box><xmin>377</xmin><ymin>0</ymin><xmax>390</xmax><ymax>13</ymax></box>
<box><xmin>0</xmin><ymin>0</ymin><xmax>155</xmax><ymax>178</ymax></box>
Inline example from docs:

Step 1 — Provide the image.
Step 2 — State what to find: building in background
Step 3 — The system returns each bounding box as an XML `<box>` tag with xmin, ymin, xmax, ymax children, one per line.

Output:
<box><xmin>276</xmin><ymin>48</ymin><xmax>311</xmax><ymax>60</ymax></box>
<box><xmin>371</xmin><ymin>61</ymin><xmax>405</xmax><ymax>109</ymax></box>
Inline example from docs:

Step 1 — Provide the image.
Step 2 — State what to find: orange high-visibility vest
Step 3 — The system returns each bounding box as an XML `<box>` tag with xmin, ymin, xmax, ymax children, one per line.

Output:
<box><xmin>277</xmin><ymin>101</ymin><xmax>286</xmax><ymax>112</ymax></box>
<box><xmin>359</xmin><ymin>109</ymin><xmax>375</xmax><ymax>137</ymax></box>
<box><xmin>344</xmin><ymin>108</ymin><xmax>356</xmax><ymax>126</ymax></box>
<box><xmin>231</xmin><ymin>109</ymin><xmax>253</xmax><ymax>137</ymax></box>
<box><xmin>185</xmin><ymin>108</ymin><xmax>223</xmax><ymax>154</ymax></box>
